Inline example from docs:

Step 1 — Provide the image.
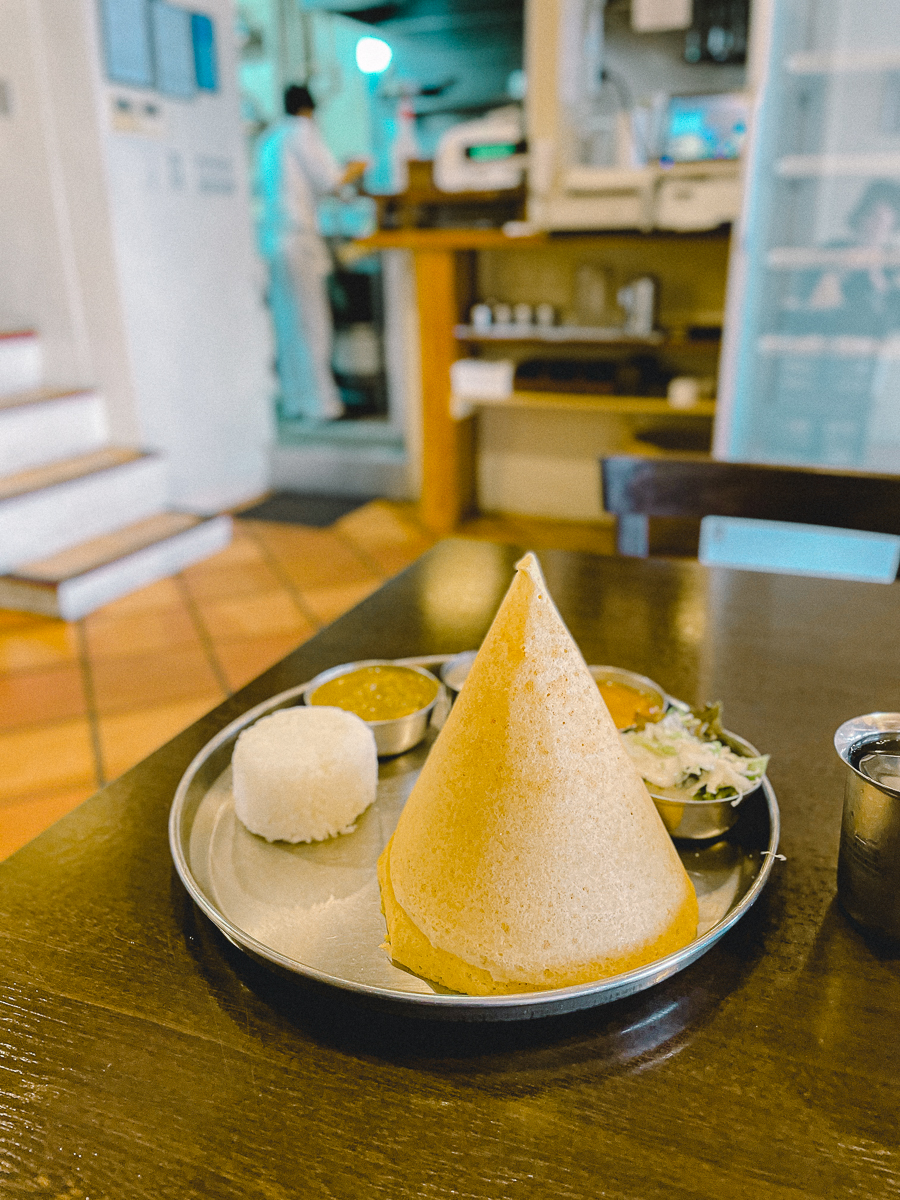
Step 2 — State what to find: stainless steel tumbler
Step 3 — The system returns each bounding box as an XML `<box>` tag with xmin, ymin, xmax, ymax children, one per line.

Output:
<box><xmin>835</xmin><ymin>713</ymin><xmax>900</xmax><ymax>941</ymax></box>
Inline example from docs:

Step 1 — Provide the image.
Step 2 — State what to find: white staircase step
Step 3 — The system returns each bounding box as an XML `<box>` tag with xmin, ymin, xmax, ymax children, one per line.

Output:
<box><xmin>0</xmin><ymin>512</ymin><xmax>232</xmax><ymax>620</ymax></box>
<box><xmin>0</xmin><ymin>447</ymin><xmax>169</xmax><ymax>571</ymax></box>
<box><xmin>0</xmin><ymin>330</ymin><xmax>43</xmax><ymax>396</ymax></box>
<box><xmin>0</xmin><ymin>386</ymin><xmax>109</xmax><ymax>476</ymax></box>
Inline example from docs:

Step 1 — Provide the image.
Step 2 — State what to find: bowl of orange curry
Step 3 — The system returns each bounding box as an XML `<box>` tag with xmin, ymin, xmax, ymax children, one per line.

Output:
<box><xmin>587</xmin><ymin>665</ymin><xmax>667</xmax><ymax>731</ymax></box>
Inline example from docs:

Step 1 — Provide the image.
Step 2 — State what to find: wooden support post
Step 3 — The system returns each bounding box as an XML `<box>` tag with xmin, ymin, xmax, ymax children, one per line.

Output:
<box><xmin>412</xmin><ymin>248</ymin><xmax>475</xmax><ymax>535</ymax></box>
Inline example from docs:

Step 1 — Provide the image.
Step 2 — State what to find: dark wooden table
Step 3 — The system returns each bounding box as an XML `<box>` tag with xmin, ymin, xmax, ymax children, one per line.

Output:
<box><xmin>2</xmin><ymin>540</ymin><xmax>899</xmax><ymax>1199</ymax></box>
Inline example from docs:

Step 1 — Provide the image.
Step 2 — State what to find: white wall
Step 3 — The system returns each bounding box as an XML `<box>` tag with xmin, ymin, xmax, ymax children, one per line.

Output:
<box><xmin>90</xmin><ymin>0</ymin><xmax>275</xmax><ymax>511</ymax></box>
<box><xmin>37</xmin><ymin>0</ymin><xmax>146</xmax><ymax>443</ymax></box>
<box><xmin>0</xmin><ymin>0</ymin><xmax>275</xmax><ymax>511</ymax></box>
<box><xmin>0</xmin><ymin>0</ymin><xmax>130</xmax><ymax>423</ymax></box>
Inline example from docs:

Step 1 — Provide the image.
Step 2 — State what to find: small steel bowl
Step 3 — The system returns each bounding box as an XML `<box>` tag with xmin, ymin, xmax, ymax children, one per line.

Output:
<box><xmin>439</xmin><ymin>650</ymin><xmax>478</xmax><ymax>695</ymax></box>
<box><xmin>646</xmin><ymin>729</ymin><xmax>764</xmax><ymax>841</ymax></box>
<box><xmin>301</xmin><ymin>660</ymin><xmax>441</xmax><ymax>757</ymax></box>
<box><xmin>588</xmin><ymin>664</ymin><xmax>668</xmax><ymax>729</ymax></box>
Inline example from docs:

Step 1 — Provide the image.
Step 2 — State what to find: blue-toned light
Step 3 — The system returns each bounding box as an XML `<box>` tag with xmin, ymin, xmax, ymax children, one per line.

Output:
<box><xmin>355</xmin><ymin>36</ymin><xmax>392</xmax><ymax>74</ymax></box>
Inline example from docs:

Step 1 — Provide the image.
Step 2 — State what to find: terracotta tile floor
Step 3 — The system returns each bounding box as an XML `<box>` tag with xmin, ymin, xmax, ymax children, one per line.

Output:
<box><xmin>0</xmin><ymin>500</ymin><xmax>613</xmax><ymax>860</ymax></box>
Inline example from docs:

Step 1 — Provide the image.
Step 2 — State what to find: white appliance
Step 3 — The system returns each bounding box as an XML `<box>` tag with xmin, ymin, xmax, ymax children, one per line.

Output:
<box><xmin>525</xmin><ymin>0</ymin><xmax>748</xmax><ymax>231</ymax></box>
<box><xmin>433</xmin><ymin>106</ymin><xmax>527</xmax><ymax>193</ymax></box>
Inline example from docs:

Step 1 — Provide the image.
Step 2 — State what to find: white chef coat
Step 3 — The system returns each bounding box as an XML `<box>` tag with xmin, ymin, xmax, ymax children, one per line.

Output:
<box><xmin>256</xmin><ymin>116</ymin><xmax>344</xmax><ymax>419</ymax></box>
<box><xmin>256</xmin><ymin>116</ymin><xmax>343</xmax><ymax>263</ymax></box>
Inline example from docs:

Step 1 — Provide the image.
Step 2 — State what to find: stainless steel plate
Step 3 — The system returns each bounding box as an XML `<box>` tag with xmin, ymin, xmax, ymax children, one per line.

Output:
<box><xmin>169</xmin><ymin>656</ymin><xmax>780</xmax><ymax>1020</ymax></box>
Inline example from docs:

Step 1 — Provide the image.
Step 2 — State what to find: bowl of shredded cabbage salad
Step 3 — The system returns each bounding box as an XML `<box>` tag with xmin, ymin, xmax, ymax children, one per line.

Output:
<box><xmin>620</xmin><ymin>702</ymin><xmax>769</xmax><ymax>840</ymax></box>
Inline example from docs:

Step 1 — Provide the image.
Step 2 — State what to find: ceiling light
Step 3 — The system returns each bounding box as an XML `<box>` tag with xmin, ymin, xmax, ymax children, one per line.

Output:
<box><xmin>355</xmin><ymin>36</ymin><xmax>393</xmax><ymax>74</ymax></box>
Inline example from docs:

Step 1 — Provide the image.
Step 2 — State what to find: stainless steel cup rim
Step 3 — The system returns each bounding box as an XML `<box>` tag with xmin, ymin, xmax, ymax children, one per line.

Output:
<box><xmin>834</xmin><ymin>712</ymin><xmax>900</xmax><ymax>795</ymax></box>
<box><xmin>301</xmin><ymin>659</ymin><xmax>441</xmax><ymax>728</ymax></box>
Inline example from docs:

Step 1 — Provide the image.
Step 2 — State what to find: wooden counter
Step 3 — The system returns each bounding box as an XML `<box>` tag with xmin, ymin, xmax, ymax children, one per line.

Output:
<box><xmin>358</xmin><ymin>229</ymin><xmax>546</xmax><ymax>534</ymax></box>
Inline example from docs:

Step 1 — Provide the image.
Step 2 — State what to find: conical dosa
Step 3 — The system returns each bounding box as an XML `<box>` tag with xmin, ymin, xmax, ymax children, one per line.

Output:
<box><xmin>377</xmin><ymin>552</ymin><xmax>698</xmax><ymax>995</ymax></box>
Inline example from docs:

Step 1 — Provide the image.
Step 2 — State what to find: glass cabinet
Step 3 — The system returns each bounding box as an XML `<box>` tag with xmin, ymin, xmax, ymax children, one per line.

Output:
<box><xmin>717</xmin><ymin>0</ymin><xmax>900</xmax><ymax>469</ymax></box>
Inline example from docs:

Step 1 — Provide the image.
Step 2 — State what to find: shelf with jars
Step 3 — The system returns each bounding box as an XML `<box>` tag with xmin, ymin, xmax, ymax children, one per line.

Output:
<box><xmin>358</xmin><ymin>227</ymin><xmax>728</xmax><ymax>531</ymax></box>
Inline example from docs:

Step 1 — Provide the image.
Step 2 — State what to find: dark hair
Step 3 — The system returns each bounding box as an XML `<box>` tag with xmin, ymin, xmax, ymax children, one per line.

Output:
<box><xmin>284</xmin><ymin>84</ymin><xmax>315</xmax><ymax>115</ymax></box>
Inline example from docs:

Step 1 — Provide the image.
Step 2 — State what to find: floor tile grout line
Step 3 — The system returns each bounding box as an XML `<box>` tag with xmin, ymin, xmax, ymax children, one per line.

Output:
<box><xmin>0</xmin><ymin>657</ymin><xmax>87</xmax><ymax>680</ymax></box>
<box><xmin>242</xmin><ymin>512</ymin><xmax>431</xmax><ymax>618</ymax></box>
<box><xmin>331</xmin><ymin>524</ymin><xmax>394</xmax><ymax>582</ymax></box>
<box><xmin>0</xmin><ymin>626</ymin><xmax>61</xmax><ymax>645</ymax></box>
<box><xmin>239</xmin><ymin>520</ymin><xmax>328</xmax><ymax>631</ymax></box>
<box><xmin>377</xmin><ymin>500</ymin><xmax>440</xmax><ymax>544</ymax></box>
<box><xmin>73</xmin><ymin>618</ymin><xmax>106</xmax><ymax>788</ymax></box>
<box><xmin>173</xmin><ymin>573</ymin><xmax>233</xmax><ymax>698</ymax></box>
<box><xmin>333</xmin><ymin>501</ymin><xmax>438</xmax><ymax>574</ymax></box>
<box><xmin>0</xmin><ymin>781</ymin><xmax>97</xmax><ymax>811</ymax></box>
<box><xmin>0</xmin><ymin>712</ymin><xmax>101</xmax><ymax>736</ymax></box>
<box><xmin>385</xmin><ymin>500</ymin><xmax>446</xmax><ymax>538</ymax></box>
<box><xmin>329</xmin><ymin>501</ymin><xmax>431</xmax><ymax>576</ymax></box>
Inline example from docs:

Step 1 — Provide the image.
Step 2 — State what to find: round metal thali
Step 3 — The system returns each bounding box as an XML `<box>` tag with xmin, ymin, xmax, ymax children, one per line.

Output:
<box><xmin>169</xmin><ymin>656</ymin><xmax>781</xmax><ymax>1020</ymax></box>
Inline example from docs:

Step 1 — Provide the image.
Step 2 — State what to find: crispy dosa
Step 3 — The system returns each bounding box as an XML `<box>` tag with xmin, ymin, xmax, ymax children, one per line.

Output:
<box><xmin>377</xmin><ymin>552</ymin><xmax>698</xmax><ymax>994</ymax></box>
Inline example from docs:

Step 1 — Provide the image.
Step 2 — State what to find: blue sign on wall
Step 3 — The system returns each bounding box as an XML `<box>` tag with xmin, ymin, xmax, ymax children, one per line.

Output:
<box><xmin>99</xmin><ymin>1</ymin><xmax>218</xmax><ymax>97</ymax></box>
<box><xmin>152</xmin><ymin>1</ymin><xmax>196</xmax><ymax>99</ymax></box>
<box><xmin>99</xmin><ymin>0</ymin><xmax>154</xmax><ymax>88</ymax></box>
<box><xmin>191</xmin><ymin>13</ymin><xmax>218</xmax><ymax>92</ymax></box>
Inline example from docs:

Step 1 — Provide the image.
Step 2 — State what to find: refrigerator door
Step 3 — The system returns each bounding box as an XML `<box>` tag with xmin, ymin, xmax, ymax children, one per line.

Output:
<box><xmin>717</xmin><ymin>0</ymin><xmax>900</xmax><ymax>471</ymax></box>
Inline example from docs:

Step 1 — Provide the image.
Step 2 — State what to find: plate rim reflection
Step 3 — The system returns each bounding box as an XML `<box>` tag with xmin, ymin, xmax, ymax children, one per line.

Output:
<box><xmin>169</xmin><ymin>655</ymin><xmax>780</xmax><ymax>1020</ymax></box>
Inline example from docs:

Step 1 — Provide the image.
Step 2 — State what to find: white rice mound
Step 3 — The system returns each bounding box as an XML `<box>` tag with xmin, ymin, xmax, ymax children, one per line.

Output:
<box><xmin>232</xmin><ymin>706</ymin><xmax>378</xmax><ymax>843</ymax></box>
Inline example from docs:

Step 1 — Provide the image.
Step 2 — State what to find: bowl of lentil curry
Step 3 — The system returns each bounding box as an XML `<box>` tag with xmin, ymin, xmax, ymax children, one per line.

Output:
<box><xmin>303</xmin><ymin>660</ymin><xmax>442</xmax><ymax>756</ymax></box>
<box><xmin>587</xmin><ymin>665</ymin><xmax>667</xmax><ymax>731</ymax></box>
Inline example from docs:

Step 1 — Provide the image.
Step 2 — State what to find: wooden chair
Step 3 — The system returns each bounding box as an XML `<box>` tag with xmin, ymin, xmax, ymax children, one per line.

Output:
<box><xmin>601</xmin><ymin>455</ymin><xmax>900</xmax><ymax>557</ymax></box>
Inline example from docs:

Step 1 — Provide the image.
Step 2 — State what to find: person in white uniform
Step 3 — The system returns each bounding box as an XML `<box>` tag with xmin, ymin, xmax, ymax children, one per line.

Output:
<box><xmin>256</xmin><ymin>85</ymin><xmax>364</xmax><ymax>420</ymax></box>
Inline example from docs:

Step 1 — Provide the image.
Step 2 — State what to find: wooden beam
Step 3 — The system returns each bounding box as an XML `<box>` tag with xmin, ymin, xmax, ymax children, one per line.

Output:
<box><xmin>412</xmin><ymin>248</ymin><xmax>475</xmax><ymax>535</ymax></box>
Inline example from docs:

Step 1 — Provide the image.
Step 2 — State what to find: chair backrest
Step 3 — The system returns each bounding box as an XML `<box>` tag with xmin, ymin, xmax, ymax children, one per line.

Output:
<box><xmin>601</xmin><ymin>455</ymin><xmax>900</xmax><ymax>557</ymax></box>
